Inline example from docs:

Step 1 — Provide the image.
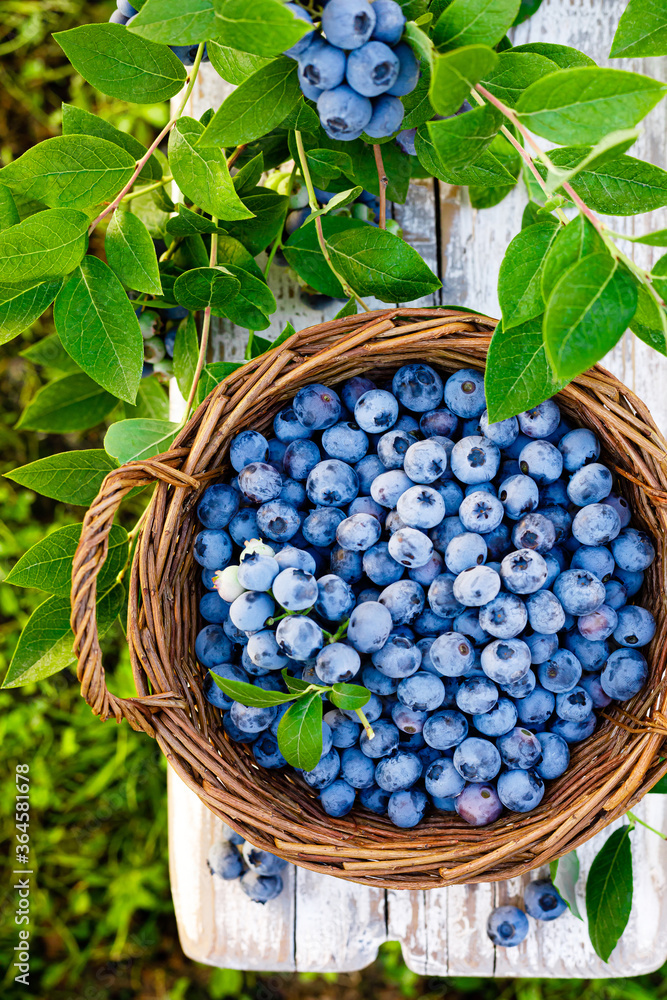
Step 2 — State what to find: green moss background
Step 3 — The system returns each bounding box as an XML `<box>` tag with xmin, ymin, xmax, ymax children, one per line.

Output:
<box><xmin>1</xmin><ymin>3</ymin><xmax>666</xmax><ymax>997</ymax></box>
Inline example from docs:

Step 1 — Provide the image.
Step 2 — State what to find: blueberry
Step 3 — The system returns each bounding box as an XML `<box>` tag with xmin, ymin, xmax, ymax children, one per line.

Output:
<box><xmin>306</xmin><ymin>459</ymin><xmax>359</xmax><ymax>506</ymax></box>
<box><xmin>318</xmin><ymin>85</ymin><xmax>373</xmax><ymax>139</ymax></box>
<box><xmin>375</xmin><ymin>749</ymin><xmax>423</xmax><ymax>791</ymax></box>
<box><xmin>558</xmin><ymin>427</ymin><xmax>600</xmax><ymax>472</ymax></box>
<box><xmin>379</xmin><ymin>579</ymin><xmax>425</xmax><ymax>624</ymax></box>
<box><xmin>240</xmin><ymin>871</ymin><xmax>283</xmax><ymax>903</ymax></box>
<box><xmin>372</xmin><ymin>634</ymin><xmax>422</xmax><ymax>677</ymax></box>
<box><xmin>275</xmin><ymin>545</ymin><xmax>317</xmax><ymax>574</ymax></box>
<box><xmin>453</xmin><ymin>737</ymin><xmax>501</xmax><ymax>782</ymax></box>
<box><xmin>613</xmin><ymin>566</ymin><xmax>644</xmax><ymax>596</ymax></box>
<box><xmin>340</xmin><ymin>747</ymin><xmax>376</xmax><ymax>787</ymax></box>
<box><xmin>242</xmin><ymin>845</ymin><xmax>288</xmax><ymax>876</ymax></box>
<box><xmin>523</xmin><ymin>879</ymin><xmax>567</xmax><ymax>921</ymax></box>
<box><xmin>321</xmin><ymin>0</ymin><xmax>376</xmax><ymax>48</ymax></box>
<box><xmin>600</xmin><ymin>648</ymin><xmax>648</xmax><ymax>700</ymax></box>
<box><xmin>302</xmin><ymin>748</ymin><xmax>341</xmax><ymax>789</ymax></box>
<box><xmin>386</xmin><ymin>527</ymin><xmax>432</xmax><ymax>569</ymax></box>
<box><xmin>207</xmin><ymin>839</ymin><xmax>244</xmax><ymax>880</ymax></box>
<box><xmin>388</xmin><ymin>365</ymin><xmax>443</xmax><ymax>414</ymax></box>
<box><xmin>525</xmin><ymin>631</ymin><xmax>559</xmax><ymax>665</ymax></box>
<box><xmin>360</xmin><ymin>541</ymin><xmax>402</xmax><ymax>586</ymax></box>
<box><xmin>238</xmin><ymin>462</ymin><xmax>282</xmax><ymax>503</ymax></box>
<box><xmin>371</xmin><ymin>0</ymin><xmax>405</xmax><ymax>43</ymax></box>
<box><xmin>524</xmin><ymin>591</ymin><xmax>564</xmax><ymax>636</ymax></box>
<box><xmin>360</xmin><ymin>719</ymin><xmax>400</xmax><ymax>758</ymax></box>
<box><xmin>512</xmin><ymin>512</ymin><xmax>556</xmax><ymax>554</ymax></box>
<box><xmin>455</xmin><ymin>782</ymin><xmax>503</xmax><ymax>826</ymax></box>
<box><xmin>197</xmin><ymin>484</ymin><xmax>240</xmax><ymax>530</ymax></box>
<box><xmin>613</xmin><ymin>604</ymin><xmax>656</xmax><ymax>647</ymax></box>
<box><xmin>424</xmin><ymin>756</ymin><xmax>466</xmax><ymax>798</ymax></box>
<box><xmin>450</xmin><ymin>436</ymin><xmax>500</xmax><ymax>485</ymax></box>
<box><xmin>223</xmin><ymin>711</ymin><xmax>259</xmax><ymax>743</ymax></box>
<box><xmin>397</xmin><ymin>485</ymin><xmax>446</xmax><ymax>529</ymax></box>
<box><xmin>204</xmin><ymin>663</ymin><xmax>247</xmax><ymax>709</ymax></box>
<box><xmin>355</xmin><ymin>454</ymin><xmax>385</xmax><ymax>494</ymax></box>
<box><xmin>246</xmin><ymin>630</ymin><xmax>289</xmax><ymax>670</ymax></box>
<box><xmin>391</xmin><ymin>703</ymin><xmax>428</xmax><ymax>733</ymax></box>
<box><xmin>497</xmin><ymin>768</ymin><xmax>544</xmax><ymax>812</ymax></box>
<box><xmin>602</xmin><ymin>491</ymin><xmax>632</xmax><ymax>528</ymax></box>
<box><xmin>302</xmin><ymin>507</ymin><xmax>346</xmax><ymax>547</ymax></box>
<box><xmin>408</xmin><ymin>549</ymin><xmax>444</xmax><ymax>587</ymax></box>
<box><xmin>318</xmin><ymin>778</ymin><xmax>356</xmax><ymax>816</ymax></box>
<box><xmin>538</xmin><ymin>649</ymin><xmax>582</xmax><ymax>693</ymax></box>
<box><xmin>550</xmin><ymin>714</ymin><xmax>597</xmax><ymax>743</ymax></box>
<box><xmin>284</xmin><ymin>439</ymin><xmax>321</xmax><ymax>481</ymax></box>
<box><xmin>280</xmin><ymin>478</ymin><xmax>307</xmax><ymax>509</ymax></box>
<box><xmin>229</xmin><ymin>508</ymin><xmax>260</xmax><ymax>547</ymax></box>
<box><xmin>458</xmin><ymin>492</ymin><xmax>503</xmax><ymax>536</ymax></box>
<box><xmin>519</xmin><ymin>439</ymin><xmax>563</xmax><ymax>484</ymax></box>
<box><xmin>534</xmin><ymin>732</ymin><xmax>570</xmax><ymax>779</ymax></box>
<box><xmin>425</xmin><ymin>573</ymin><xmax>462</xmax><ymax>619</ymax></box>
<box><xmin>419</xmin><ymin>408</ymin><xmax>457</xmax><ymax>439</ymax></box>
<box><xmin>473</xmin><ymin>697</ymin><xmax>518</xmax><ymax>737</ymax></box>
<box><xmin>611</xmin><ymin>528</ymin><xmax>656</xmax><ymax>572</ymax></box>
<box><xmin>322</xmin><ymin>421</ymin><xmax>369</xmax><ymax>463</ymax></box>
<box><xmin>395</xmin><ymin>671</ymin><xmax>444</xmax><ymax>712</ymax></box>
<box><xmin>516</xmin><ymin>686</ymin><xmax>555</xmax><ymax>726</ymax></box>
<box><xmin>347</xmin><ymin>40</ymin><xmax>400</xmax><ymax>97</ymax></box>
<box><xmin>316</xmin><ymin>642</ymin><xmax>361</xmax><ymax>683</ymax></box>
<box><xmin>336</xmin><ymin>512</ymin><xmax>382</xmax><ymax>551</ymax></box>
<box><xmin>487</xmin><ymin>904</ymin><xmax>529</xmax><ymax>946</ymax></box>
<box><xmin>571</xmin><ymin>503</ymin><xmax>621</xmax><ymax>547</ymax></box>
<box><xmin>428</xmin><ymin>631</ymin><xmax>474</xmax><ymax>677</ymax></box>
<box><xmin>518</xmin><ymin>400</ymin><xmax>560</xmax><ymax>439</ymax></box>
<box><xmin>500</xmin><ymin>549</ymin><xmax>548</xmax><ymax>595</ymax></box>
<box><xmin>200</xmin><ymin>591</ymin><xmax>231</xmax><ymax>624</ymax></box>
<box><xmin>443</xmin><ymin>368</ymin><xmax>485</xmax><ymax>418</ymax></box>
<box><xmin>571</xmin><ymin>544</ymin><xmax>615</xmax><ymax>582</ymax></box>
<box><xmin>453</xmin><ymin>608</ymin><xmax>488</xmax><ymax>645</ymax></box>
<box><xmin>567</xmin><ymin>463</ymin><xmax>612</xmax><ymax>506</ymax></box>
<box><xmin>283</xmin><ymin>2</ymin><xmax>316</xmax><ymax>57</ymax></box>
<box><xmin>365</xmin><ymin>94</ymin><xmax>405</xmax><ymax>137</ymax></box>
<box><xmin>272</xmin><ymin>568</ymin><xmax>318</xmax><ymax>611</ymax></box>
<box><xmin>498</xmin><ymin>474</ymin><xmax>539</xmax><ymax>520</ymax></box>
<box><xmin>371</xmin><ymin>469</ymin><xmax>413</xmax><ymax>507</ymax></box>
<box><xmin>314</xmin><ymin>573</ymin><xmax>355</xmax><ymax>623</ymax></box>
<box><xmin>479</xmin><ymin>410</ymin><xmax>518</xmax><ymax>447</ymax></box>
<box><xmin>273</xmin><ymin>407</ymin><xmax>313</xmax><ymax>443</ymax></box>
<box><xmin>293</xmin><ymin>383</ymin><xmax>341</xmax><ymax>430</ymax></box>
<box><xmin>298</xmin><ymin>37</ymin><xmax>346</xmax><ymax>91</ymax></box>
<box><xmin>454</xmin><ymin>565</ymin><xmax>500</xmax><ymax>607</ymax></box>
<box><xmin>578</xmin><ymin>604</ymin><xmax>618</xmax><ymax>641</ymax></box>
<box><xmin>194</xmin><ymin>529</ymin><xmax>233</xmax><ymax>570</ymax></box>
<box><xmin>230</xmin><ymin>700</ymin><xmax>277</xmax><ymax>734</ymax></box>
<box><xmin>579</xmin><ymin>672</ymin><xmax>612</xmax><ymax>709</ymax></box>
<box><xmin>484</xmin><ymin>524</ymin><xmax>512</xmax><ymax>563</ymax></box>
<box><xmin>276</xmin><ymin>615</ymin><xmax>324</xmax><ymax>659</ymax></box>
<box><xmin>555</xmin><ymin>685</ymin><xmax>593</xmax><ymax>723</ymax></box>
<box><xmin>434</xmin><ymin>481</ymin><xmax>464</xmax><ymax>518</ymax></box>
<box><xmin>109</xmin><ymin>9</ymin><xmax>129</xmax><ymax>23</ymax></box>
<box><xmin>353</xmin><ymin>390</ymin><xmax>399</xmax><ymax>434</ymax></box>
<box><xmin>481</xmin><ymin>639</ymin><xmax>531</xmax><ymax>685</ymax></box>
<box><xmin>443</xmin><ymin>532</ymin><xmax>485</xmax><ymax>577</ymax></box>
<box><xmin>347</xmin><ymin>600</ymin><xmax>393</xmax><ymax>652</ymax></box>
<box><xmin>362</xmin><ymin>664</ymin><xmax>399</xmax><ymax>696</ymax></box>
<box><xmin>230</xmin><ymin>430</ymin><xmax>269</xmax><ymax>472</ymax></box>
<box><xmin>553</xmin><ymin>569</ymin><xmax>605</xmax><ymax>615</ymax></box>
<box><xmin>387</xmin><ymin>42</ymin><xmax>420</xmax><ymax>97</ymax></box>
<box><xmin>359</xmin><ymin>783</ymin><xmax>391</xmax><ymax>813</ymax></box>
<box><xmin>423</xmin><ymin>709</ymin><xmax>468</xmax><ymax>749</ymax></box>
<box><xmin>341</xmin><ymin>376</ymin><xmax>376</xmax><ymax>412</ymax></box>
<box><xmin>255</xmin><ymin>501</ymin><xmax>300</xmax><ymax>543</ymax></box>
<box><xmin>387</xmin><ymin>787</ymin><xmax>428</xmax><ymax>827</ymax></box>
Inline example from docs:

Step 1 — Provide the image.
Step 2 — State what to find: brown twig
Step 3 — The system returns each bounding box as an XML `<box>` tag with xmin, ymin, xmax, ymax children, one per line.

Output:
<box><xmin>373</xmin><ymin>142</ymin><xmax>388</xmax><ymax>229</ymax></box>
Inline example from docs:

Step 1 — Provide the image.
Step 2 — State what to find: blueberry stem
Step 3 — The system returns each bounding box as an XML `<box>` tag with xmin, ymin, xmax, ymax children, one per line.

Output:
<box><xmin>293</xmin><ymin>130</ymin><xmax>370</xmax><ymax>313</ymax></box>
<box><xmin>226</xmin><ymin>144</ymin><xmax>248</xmax><ymax>169</ymax></box>
<box><xmin>88</xmin><ymin>43</ymin><xmax>206</xmax><ymax>234</ymax></box>
<box><xmin>121</xmin><ymin>174</ymin><xmax>174</xmax><ymax>204</ymax></box>
<box><xmin>372</xmin><ymin>143</ymin><xmax>387</xmax><ymax>229</ymax></box>
<box><xmin>355</xmin><ymin>708</ymin><xmax>375</xmax><ymax>740</ymax></box>
<box><xmin>328</xmin><ymin>618</ymin><xmax>350</xmax><ymax>644</ymax></box>
<box><xmin>264</xmin><ymin>164</ymin><xmax>296</xmax><ymax>279</ymax></box>
<box><xmin>184</xmin><ymin>216</ymin><xmax>219</xmax><ymax>418</ymax></box>
<box><xmin>626</xmin><ymin>810</ymin><xmax>666</xmax><ymax>839</ymax></box>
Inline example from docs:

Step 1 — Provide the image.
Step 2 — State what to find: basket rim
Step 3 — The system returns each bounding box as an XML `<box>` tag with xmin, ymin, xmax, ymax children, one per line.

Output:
<box><xmin>70</xmin><ymin>306</ymin><xmax>667</xmax><ymax>889</ymax></box>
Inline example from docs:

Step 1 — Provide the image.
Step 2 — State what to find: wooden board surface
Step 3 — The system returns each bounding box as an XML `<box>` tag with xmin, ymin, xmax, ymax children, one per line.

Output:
<box><xmin>168</xmin><ymin>0</ymin><xmax>667</xmax><ymax>976</ymax></box>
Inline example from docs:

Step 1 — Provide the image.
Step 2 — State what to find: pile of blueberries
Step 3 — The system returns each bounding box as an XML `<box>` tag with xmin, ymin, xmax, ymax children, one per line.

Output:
<box><xmin>194</xmin><ymin>363</ymin><xmax>656</xmax><ymax>829</ymax></box>
<box><xmin>488</xmin><ymin>879</ymin><xmax>566</xmax><ymax>947</ymax></box>
<box><xmin>108</xmin><ymin>1</ymin><xmax>209</xmax><ymax>65</ymax></box>
<box><xmin>207</xmin><ymin>824</ymin><xmax>291</xmax><ymax>903</ymax></box>
<box><xmin>283</xmin><ymin>0</ymin><xmax>419</xmax><ymax>140</ymax></box>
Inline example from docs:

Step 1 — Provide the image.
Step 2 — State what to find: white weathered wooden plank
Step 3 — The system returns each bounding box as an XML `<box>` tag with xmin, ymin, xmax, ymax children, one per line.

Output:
<box><xmin>167</xmin><ymin>767</ymin><xmax>296</xmax><ymax>970</ymax></box>
<box><xmin>386</xmin><ymin>890</ymin><xmax>428</xmax><ymax>974</ymax></box>
<box><xmin>294</xmin><ymin>868</ymin><xmax>387</xmax><ymax>972</ymax></box>
<box><xmin>443</xmin><ymin>882</ymin><xmax>497</xmax><ymax>976</ymax></box>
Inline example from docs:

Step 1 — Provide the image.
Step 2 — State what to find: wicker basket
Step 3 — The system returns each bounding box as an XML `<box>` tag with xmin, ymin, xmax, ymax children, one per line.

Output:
<box><xmin>71</xmin><ymin>307</ymin><xmax>667</xmax><ymax>890</ymax></box>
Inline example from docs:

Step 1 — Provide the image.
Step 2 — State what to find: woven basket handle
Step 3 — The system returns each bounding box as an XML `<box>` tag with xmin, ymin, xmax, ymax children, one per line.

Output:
<box><xmin>71</xmin><ymin>458</ymin><xmax>198</xmax><ymax>735</ymax></box>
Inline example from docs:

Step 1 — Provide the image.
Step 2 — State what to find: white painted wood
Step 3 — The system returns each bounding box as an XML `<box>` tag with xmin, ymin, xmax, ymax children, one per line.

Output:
<box><xmin>167</xmin><ymin>0</ymin><xmax>667</xmax><ymax>976</ymax></box>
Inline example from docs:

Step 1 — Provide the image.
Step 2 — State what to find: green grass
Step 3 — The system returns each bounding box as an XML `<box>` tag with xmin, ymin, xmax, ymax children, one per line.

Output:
<box><xmin>1</xmin><ymin>3</ymin><xmax>666</xmax><ymax>998</ymax></box>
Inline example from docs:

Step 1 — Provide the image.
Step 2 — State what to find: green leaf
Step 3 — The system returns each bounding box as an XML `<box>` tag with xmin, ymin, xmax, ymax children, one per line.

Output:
<box><xmin>277</xmin><ymin>691</ymin><xmax>324</xmax><ymax>770</ymax></box>
<box><xmin>0</xmin><ymin>208</ymin><xmax>89</xmax><ymax>284</ymax></box>
<box><xmin>123</xmin><ymin>375</ymin><xmax>170</xmax><ymax>419</ymax></box>
<box><xmin>629</xmin><ymin>280</ymin><xmax>667</xmax><ymax>355</ymax></box>
<box><xmin>196</xmin><ymin>361</ymin><xmax>244</xmax><ymax>403</ymax></box>
<box><xmin>105</xmin><ymin>211</ymin><xmax>162</xmax><ymax>296</ymax></box>
<box><xmin>541</xmin><ymin>215</ymin><xmax>606</xmax><ymax>302</ymax></box>
<box><xmin>485</xmin><ymin>316</ymin><xmax>566</xmax><ymax>422</ymax></box>
<box><xmin>173</xmin><ymin>313</ymin><xmax>200</xmax><ymax>399</ymax></box>
<box><xmin>223</xmin><ymin>188</ymin><xmax>289</xmax><ymax>256</ymax></box>
<box><xmin>166</xmin><ymin>205</ymin><xmax>226</xmax><ymax>236</ymax></box>
<box><xmin>552</xmin><ymin>849</ymin><xmax>582</xmax><ymax>920</ymax></box>
<box><xmin>586</xmin><ymin>825</ymin><xmax>634</xmax><ymax>962</ymax></box>
<box><xmin>173</xmin><ymin>266</ymin><xmax>240</xmax><ymax>311</ymax></box>
<box><xmin>211</xmin><ymin>674</ymin><xmax>297</xmax><ymax>707</ymax></box>
<box><xmin>284</xmin><ymin>216</ymin><xmax>364</xmax><ymax>298</ymax></box>
<box><xmin>511</xmin><ymin>43</ymin><xmax>596</xmax><ymax>70</ymax></box>
<box><xmin>547</xmin><ymin>149</ymin><xmax>667</xmax><ymax>216</ymax></box>
<box><xmin>513</xmin><ymin>0</ymin><xmax>544</xmax><ymax>24</ymax></box>
<box><xmin>651</xmin><ymin>250</ymin><xmax>667</xmax><ymax>300</ymax></box>
<box><xmin>232</xmin><ymin>153</ymin><xmax>265</xmax><ymax>195</ymax></box>
<box><xmin>326</xmin><ymin>224</ymin><xmax>441</xmax><ymax>303</ymax></box>
<box><xmin>199</xmin><ymin>57</ymin><xmax>300</xmax><ymax>148</ymax></box>
<box><xmin>314</xmin><ymin>186</ymin><xmax>364</xmax><ymax>218</ymax></box>
<box><xmin>468</xmin><ymin>132</ymin><xmax>521</xmax><ymax>208</ymax></box>
<box><xmin>211</xmin><ymin>0</ymin><xmax>312</xmax><ymax>57</ymax></box>
<box><xmin>17</xmin><ymin>373</ymin><xmax>117</xmax><ymax>433</ymax></box>
<box><xmin>169</xmin><ymin>117</ymin><xmax>254</xmax><ymax>222</ymax></box>
<box><xmin>104</xmin><ymin>418</ymin><xmax>181</xmax><ymax>463</ymax></box>
<box><xmin>20</xmin><ymin>333</ymin><xmax>81</xmax><ymax>373</ymax></box>
<box><xmin>282</xmin><ymin>668</ymin><xmax>312</xmax><ymax>694</ymax></box>
<box><xmin>6</xmin><ymin>449</ymin><xmax>118</xmax><ymax>505</ymax></box>
<box><xmin>0</xmin><ymin>136</ymin><xmax>135</xmax><ymax>216</ymax></box>
<box><xmin>480</xmin><ymin>51</ymin><xmax>560</xmax><ymax>107</ymax></box>
<box><xmin>207</xmin><ymin>40</ymin><xmax>272</xmax><ymax>84</ymax></box>
<box><xmin>622</xmin><ymin>229</ymin><xmax>667</xmax><ymax>247</ymax></box>
<box><xmin>426</xmin><ymin>104</ymin><xmax>503</xmax><ymax>173</ymax></box>
<box><xmin>280</xmin><ymin>98</ymin><xmax>321</xmax><ymax>134</ymax></box>
<box><xmin>334</xmin><ymin>297</ymin><xmax>357</xmax><ymax>319</ymax></box>
<box><xmin>329</xmin><ymin>683</ymin><xmax>370</xmax><ymax>711</ymax></box>
<box><xmin>1</xmin><ymin>585</ymin><xmax>124</xmax><ymax>689</ymax></box>
<box><xmin>544</xmin><ymin>253</ymin><xmax>638</xmax><ymax>380</ymax></box>
<box><xmin>498</xmin><ymin>221</ymin><xmax>562</xmax><ymax>329</ymax></box>
<box><xmin>54</xmin><ymin>256</ymin><xmax>143</xmax><ymax>404</ymax></box>
<box><xmin>54</xmin><ymin>23</ymin><xmax>187</xmax><ymax>103</ymax></box>
<box><xmin>128</xmin><ymin>0</ymin><xmax>216</xmax><ymax>44</ymax></box>
<box><xmin>515</xmin><ymin>67</ymin><xmax>667</xmax><ymax>145</ymax></box>
<box><xmin>544</xmin><ymin>131</ymin><xmax>640</xmax><ymax>196</ymax></box>
<box><xmin>416</xmin><ymin>124</ymin><xmax>514</xmax><ymax>186</ymax></box>
<box><xmin>0</xmin><ymin>184</ymin><xmax>20</xmax><ymax>231</ymax></box>
<box><xmin>305</xmin><ymin>148</ymin><xmax>354</xmax><ymax>187</ymax></box>
<box><xmin>216</xmin><ymin>264</ymin><xmax>276</xmax><ymax>329</ymax></box>
<box><xmin>7</xmin><ymin>523</ymin><xmax>128</xmax><ymax>598</ymax></box>
<box><xmin>650</xmin><ymin>773</ymin><xmax>667</xmax><ymax>793</ymax></box>
<box><xmin>429</xmin><ymin>45</ymin><xmax>498</xmax><ymax>116</ymax></box>
<box><xmin>433</xmin><ymin>0</ymin><xmax>520</xmax><ymax>50</ymax></box>
<box><xmin>0</xmin><ymin>278</ymin><xmax>62</xmax><ymax>345</ymax></box>
<box><xmin>245</xmin><ymin>332</ymin><xmax>272</xmax><ymax>359</ymax></box>
<box><xmin>401</xmin><ymin>63</ymin><xmax>435</xmax><ymax>131</ymax></box>
<box><xmin>610</xmin><ymin>0</ymin><xmax>667</xmax><ymax>59</ymax></box>
<box><xmin>61</xmin><ymin>104</ymin><xmax>162</xmax><ymax>184</ymax></box>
